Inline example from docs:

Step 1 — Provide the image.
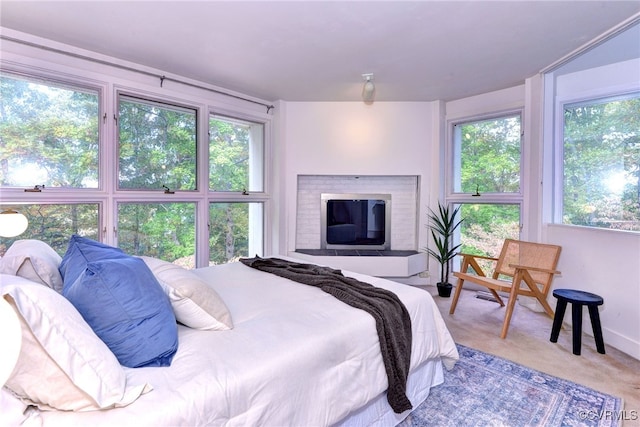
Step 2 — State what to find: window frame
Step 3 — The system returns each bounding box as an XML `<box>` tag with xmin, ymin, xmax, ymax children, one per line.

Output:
<box><xmin>0</xmin><ymin>66</ymin><xmax>273</xmax><ymax>266</ymax></box>
<box><xmin>0</xmin><ymin>200</ymin><xmax>104</xmax><ymax>255</ymax></box>
<box><xmin>449</xmin><ymin>111</ymin><xmax>524</xmax><ymax>198</ymax></box>
<box><xmin>205</xmin><ymin>107</ymin><xmax>271</xmax><ymax>266</ymax></box>
<box><xmin>553</xmin><ymin>90</ymin><xmax>640</xmax><ymax>231</ymax></box>
<box><xmin>0</xmin><ymin>70</ymin><xmax>105</xmax><ymax>192</ymax></box>
<box><xmin>207</xmin><ymin>200</ymin><xmax>265</xmax><ymax>265</ymax></box>
<box><xmin>209</xmin><ymin>112</ymin><xmax>266</xmax><ymax>193</ymax></box>
<box><xmin>116</xmin><ymin>92</ymin><xmax>200</xmax><ymax>192</ymax></box>
<box><xmin>446</xmin><ymin>109</ymin><xmax>525</xmax><ymax>203</ymax></box>
<box><xmin>445</xmin><ymin>109</ymin><xmax>526</xmax><ymax>257</ymax></box>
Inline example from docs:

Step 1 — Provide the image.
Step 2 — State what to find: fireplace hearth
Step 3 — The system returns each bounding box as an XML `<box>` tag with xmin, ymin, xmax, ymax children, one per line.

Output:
<box><xmin>296</xmin><ymin>249</ymin><xmax>419</xmax><ymax>257</ymax></box>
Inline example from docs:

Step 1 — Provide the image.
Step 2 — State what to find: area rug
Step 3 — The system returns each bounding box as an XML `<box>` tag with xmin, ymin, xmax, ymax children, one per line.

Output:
<box><xmin>400</xmin><ymin>344</ymin><xmax>622</xmax><ymax>427</ymax></box>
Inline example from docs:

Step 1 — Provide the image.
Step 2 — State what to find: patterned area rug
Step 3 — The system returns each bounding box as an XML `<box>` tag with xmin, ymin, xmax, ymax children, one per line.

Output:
<box><xmin>400</xmin><ymin>344</ymin><xmax>622</xmax><ymax>427</ymax></box>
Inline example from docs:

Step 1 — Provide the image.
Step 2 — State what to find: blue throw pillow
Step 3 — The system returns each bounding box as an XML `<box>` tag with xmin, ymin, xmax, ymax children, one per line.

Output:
<box><xmin>59</xmin><ymin>235</ymin><xmax>127</xmax><ymax>290</ymax></box>
<box><xmin>63</xmin><ymin>256</ymin><xmax>178</xmax><ymax>368</ymax></box>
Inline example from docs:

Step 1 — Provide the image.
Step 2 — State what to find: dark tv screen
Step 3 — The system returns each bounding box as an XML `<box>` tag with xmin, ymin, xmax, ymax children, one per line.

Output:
<box><xmin>325</xmin><ymin>199</ymin><xmax>386</xmax><ymax>246</ymax></box>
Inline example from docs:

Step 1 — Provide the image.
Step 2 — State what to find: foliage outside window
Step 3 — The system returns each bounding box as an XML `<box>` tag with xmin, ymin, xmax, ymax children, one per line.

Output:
<box><xmin>117</xmin><ymin>202</ymin><xmax>196</xmax><ymax>265</ymax></box>
<box><xmin>458</xmin><ymin>204</ymin><xmax>520</xmax><ymax>254</ymax></box>
<box><xmin>118</xmin><ymin>96</ymin><xmax>197</xmax><ymax>191</ymax></box>
<box><xmin>452</xmin><ymin>114</ymin><xmax>521</xmax><ymax>194</ymax></box>
<box><xmin>210</xmin><ymin>115</ymin><xmax>264</xmax><ymax>192</ymax></box>
<box><xmin>457</xmin><ymin>203</ymin><xmax>520</xmax><ymax>272</ymax></box>
<box><xmin>0</xmin><ymin>74</ymin><xmax>99</xmax><ymax>188</ymax></box>
<box><xmin>562</xmin><ymin>95</ymin><xmax>640</xmax><ymax>231</ymax></box>
<box><xmin>0</xmin><ymin>203</ymin><xmax>99</xmax><ymax>255</ymax></box>
<box><xmin>449</xmin><ymin>113</ymin><xmax>522</xmax><ymax>260</ymax></box>
<box><xmin>209</xmin><ymin>202</ymin><xmax>263</xmax><ymax>265</ymax></box>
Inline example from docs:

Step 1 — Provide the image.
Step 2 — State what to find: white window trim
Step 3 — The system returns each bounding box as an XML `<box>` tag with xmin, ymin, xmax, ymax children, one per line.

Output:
<box><xmin>445</xmin><ymin>109</ymin><xmax>525</xmax><ymax>204</ymax></box>
<box><xmin>552</xmin><ymin>88</ymin><xmax>640</xmax><ymax>227</ymax></box>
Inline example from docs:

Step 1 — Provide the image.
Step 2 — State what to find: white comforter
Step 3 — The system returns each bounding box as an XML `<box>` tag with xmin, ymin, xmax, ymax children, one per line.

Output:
<box><xmin>33</xmin><ymin>261</ymin><xmax>458</xmax><ymax>426</ymax></box>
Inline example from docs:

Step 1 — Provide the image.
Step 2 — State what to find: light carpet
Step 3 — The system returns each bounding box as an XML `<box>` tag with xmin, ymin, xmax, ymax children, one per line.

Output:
<box><xmin>400</xmin><ymin>344</ymin><xmax>622</xmax><ymax>427</ymax></box>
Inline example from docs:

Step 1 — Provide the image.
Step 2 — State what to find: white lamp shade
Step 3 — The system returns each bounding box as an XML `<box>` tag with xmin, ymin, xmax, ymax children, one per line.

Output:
<box><xmin>0</xmin><ymin>210</ymin><xmax>29</xmax><ymax>238</ymax></box>
<box><xmin>0</xmin><ymin>297</ymin><xmax>22</xmax><ymax>386</ymax></box>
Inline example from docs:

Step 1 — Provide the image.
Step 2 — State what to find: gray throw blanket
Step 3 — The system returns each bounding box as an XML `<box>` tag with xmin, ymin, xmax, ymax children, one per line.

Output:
<box><xmin>239</xmin><ymin>256</ymin><xmax>413</xmax><ymax>413</ymax></box>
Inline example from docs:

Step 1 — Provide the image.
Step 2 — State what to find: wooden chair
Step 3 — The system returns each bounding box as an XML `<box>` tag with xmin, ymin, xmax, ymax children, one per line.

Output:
<box><xmin>449</xmin><ymin>239</ymin><xmax>562</xmax><ymax>339</ymax></box>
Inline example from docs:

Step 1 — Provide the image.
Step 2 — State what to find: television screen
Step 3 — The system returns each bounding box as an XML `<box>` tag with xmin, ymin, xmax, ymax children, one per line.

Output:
<box><xmin>325</xmin><ymin>199</ymin><xmax>386</xmax><ymax>246</ymax></box>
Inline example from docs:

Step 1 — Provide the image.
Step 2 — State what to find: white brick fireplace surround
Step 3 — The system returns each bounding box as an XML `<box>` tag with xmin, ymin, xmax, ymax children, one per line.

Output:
<box><xmin>289</xmin><ymin>175</ymin><xmax>427</xmax><ymax>278</ymax></box>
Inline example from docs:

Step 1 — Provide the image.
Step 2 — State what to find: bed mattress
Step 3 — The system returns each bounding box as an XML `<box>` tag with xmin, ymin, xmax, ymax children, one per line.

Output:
<box><xmin>27</xmin><ymin>260</ymin><xmax>458</xmax><ymax>426</ymax></box>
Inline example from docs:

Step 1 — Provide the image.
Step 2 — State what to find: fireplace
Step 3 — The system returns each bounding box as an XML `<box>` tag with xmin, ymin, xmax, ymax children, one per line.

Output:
<box><xmin>295</xmin><ymin>175</ymin><xmax>418</xmax><ymax>251</ymax></box>
<box><xmin>293</xmin><ymin>176</ymin><xmax>426</xmax><ymax>278</ymax></box>
<box><xmin>320</xmin><ymin>193</ymin><xmax>391</xmax><ymax>250</ymax></box>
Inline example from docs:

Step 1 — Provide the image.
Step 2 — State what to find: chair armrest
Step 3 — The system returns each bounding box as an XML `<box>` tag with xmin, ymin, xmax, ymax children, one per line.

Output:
<box><xmin>458</xmin><ymin>253</ymin><xmax>499</xmax><ymax>262</ymax></box>
<box><xmin>509</xmin><ymin>264</ymin><xmax>561</xmax><ymax>275</ymax></box>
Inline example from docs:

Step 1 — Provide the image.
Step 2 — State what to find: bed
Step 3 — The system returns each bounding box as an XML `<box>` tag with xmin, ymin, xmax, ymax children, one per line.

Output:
<box><xmin>0</xmin><ymin>237</ymin><xmax>458</xmax><ymax>427</ymax></box>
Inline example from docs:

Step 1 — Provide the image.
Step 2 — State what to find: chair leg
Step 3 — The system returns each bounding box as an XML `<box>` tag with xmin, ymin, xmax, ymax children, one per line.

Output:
<box><xmin>488</xmin><ymin>289</ymin><xmax>505</xmax><ymax>306</ymax></box>
<box><xmin>521</xmin><ymin>271</ymin><xmax>554</xmax><ymax>318</ymax></box>
<box><xmin>449</xmin><ymin>278</ymin><xmax>464</xmax><ymax>314</ymax></box>
<box><xmin>572</xmin><ymin>303</ymin><xmax>583</xmax><ymax>355</ymax></box>
<box><xmin>539</xmin><ymin>297</ymin><xmax>556</xmax><ymax>319</ymax></box>
<box><xmin>500</xmin><ymin>286</ymin><xmax>520</xmax><ymax>339</ymax></box>
<box><xmin>549</xmin><ymin>299</ymin><xmax>567</xmax><ymax>343</ymax></box>
<box><xmin>588</xmin><ymin>305</ymin><xmax>606</xmax><ymax>354</ymax></box>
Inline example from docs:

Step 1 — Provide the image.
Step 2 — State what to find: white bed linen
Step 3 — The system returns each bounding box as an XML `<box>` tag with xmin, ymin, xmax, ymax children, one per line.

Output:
<box><xmin>27</xmin><ymin>261</ymin><xmax>458</xmax><ymax>427</ymax></box>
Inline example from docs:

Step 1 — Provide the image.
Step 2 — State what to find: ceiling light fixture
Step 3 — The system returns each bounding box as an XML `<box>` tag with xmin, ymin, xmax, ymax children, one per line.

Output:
<box><xmin>362</xmin><ymin>73</ymin><xmax>375</xmax><ymax>104</ymax></box>
<box><xmin>0</xmin><ymin>209</ymin><xmax>29</xmax><ymax>238</ymax></box>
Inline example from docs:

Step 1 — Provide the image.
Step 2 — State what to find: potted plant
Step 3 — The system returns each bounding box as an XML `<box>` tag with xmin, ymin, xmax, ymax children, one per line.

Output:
<box><xmin>425</xmin><ymin>202</ymin><xmax>463</xmax><ymax>297</ymax></box>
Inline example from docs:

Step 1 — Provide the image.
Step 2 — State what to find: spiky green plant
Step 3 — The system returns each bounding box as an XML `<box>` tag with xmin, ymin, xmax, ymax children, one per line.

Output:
<box><xmin>425</xmin><ymin>202</ymin><xmax>463</xmax><ymax>285</ymax></box>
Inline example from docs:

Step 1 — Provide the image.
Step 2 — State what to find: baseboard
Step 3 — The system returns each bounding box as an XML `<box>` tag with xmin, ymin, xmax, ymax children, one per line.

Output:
<box><xmin>599</xmin><ymin>327</ymin><xmax>640</xmax><ymax>361</ymax></box>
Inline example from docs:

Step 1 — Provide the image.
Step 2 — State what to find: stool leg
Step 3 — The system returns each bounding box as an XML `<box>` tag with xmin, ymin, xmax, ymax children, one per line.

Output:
<box><xmin>550</xmin><ymin>299</ymin><xmax>567</xmax><ymax>343</ymax></box>
<box><xmin>588</xmin><ymin>306</ymin><xmax>606</xmax><ymax>354</ymax></box>
<box><xmin>572</xmin><ymin>303</ymin><xmax>583</xmax><ymax>355</ymax></box>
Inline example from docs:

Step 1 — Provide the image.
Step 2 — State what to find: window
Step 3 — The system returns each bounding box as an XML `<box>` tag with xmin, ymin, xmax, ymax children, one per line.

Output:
<box><xmin>448</xmin><ymin>113</ymin><xmax>523</xmax><ymax>258</ymax></box>
<box><xmin>457</xmin><ymin>203</ymin><xmax>520</xmax><ymax>267</ymax></box>
<box><xmin>0</xmin><ymin>203</ymin><xmax>100</xmax><ymax>255</ymax></box>
<box><xmin>452</xmin><ymin>114</ymin><xmax>521</xmax><ymax>195</ymax></box>
<box><xmin>207</xmin><ymin>114</ymin><xmax>266</xmax><ymax>264</ymax></box>
<box><xmin>209</xmin><ymin>202</ymin><xmax>263</xmax><ymax>264</ymax></box>
<box><xmin>0</xmin><ymin>70</ymin><xmax>270</xmax><ymax>264</ymax></box>
<box><xmin>561</xmin><ymin>94</ymin><xmax>640</xmax><ymax>231</ymax></box>
<box><xmin>117</xmin><ymin>202</ymin><xmax>196</xmax><ymax>265</ymax></box>
<box><xmin>0</xmin><ymin>74</ymin><xmax>99</xmax><ymax>188</ymax></box>
<box><xmin>209</xmin><ymin>114</ymin><xmax>264</xmax><ymax>192</ymax></box>
<box><xmin>118</xmin><ymin>96</ymin><xmax>197</xmax><ymax>191</ymax></box>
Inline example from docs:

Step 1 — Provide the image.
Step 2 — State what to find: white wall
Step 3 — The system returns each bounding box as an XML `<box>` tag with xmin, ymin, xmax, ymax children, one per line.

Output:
<box><xmin>278</xmin><ymin>102</ymin><xmax>440</xmax><ymax>262</ymax></box>
<box><xmin>546</xmin><ymin>225</ymin><xmax>640</xmax><ymax>359</ymax></box>
<box><xmin>445</xmin><ymin>85</ymin><xmax>525</xmax><ymax>119</ymax></box>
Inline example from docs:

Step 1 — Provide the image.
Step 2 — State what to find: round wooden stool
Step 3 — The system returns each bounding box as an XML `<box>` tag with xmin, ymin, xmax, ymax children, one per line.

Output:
<box><xmin>549</xmin><ymin>289</ymin><xmax>605</xmax><ymax>355</ymax></box>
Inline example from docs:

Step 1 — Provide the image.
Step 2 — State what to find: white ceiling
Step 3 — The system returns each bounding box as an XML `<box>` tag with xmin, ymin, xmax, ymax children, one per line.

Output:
<box><xmin>1</xmin><ymin>1</ymin><xmax>639</xmax><ymax>102</ymax></box>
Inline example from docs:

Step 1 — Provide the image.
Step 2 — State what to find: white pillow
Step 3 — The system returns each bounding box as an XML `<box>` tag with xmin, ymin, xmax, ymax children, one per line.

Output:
<box><xmin>141</xmin><ymin>256</ymin><xmax>233</xmax><ymax>331</ymax></box>
<box><xmin>0</xmin><ymin>240</ymin><xmax>63</xmax><ymax>292</ymax></box>
<box><xmin>1</xmin><ymin>275</ymin><xmax>151</xmax><ymax>411</ymax></box>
